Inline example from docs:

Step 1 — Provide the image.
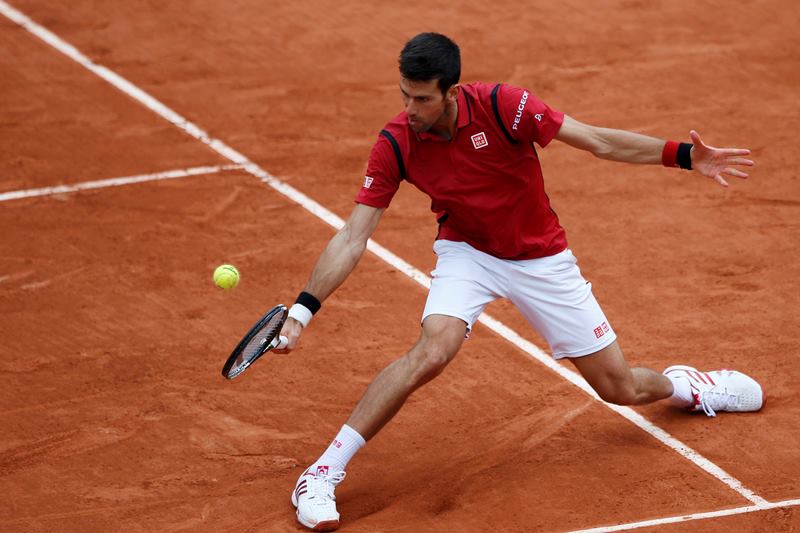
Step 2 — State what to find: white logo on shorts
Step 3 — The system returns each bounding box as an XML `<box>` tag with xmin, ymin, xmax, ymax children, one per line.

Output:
<box><xmin>471</xmin><ymin>132</ymin><xmax>488</xmax><ymax>149</ymax></box>
<box><xmin>363</xmin><ymin>176</ymin><xmax>374</xmax><ymax>188</ymax></box>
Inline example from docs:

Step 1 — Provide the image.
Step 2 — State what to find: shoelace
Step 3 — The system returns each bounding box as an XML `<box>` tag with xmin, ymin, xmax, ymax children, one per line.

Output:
<box><xmin>698</xmin><ymin>388</ymin><xmax>739</xmax><ymax>417</ymax></box>
<box><xmin>309</xmin><ymin>470</ymin><xmax>346</xmax><ymax>502</ymax></box>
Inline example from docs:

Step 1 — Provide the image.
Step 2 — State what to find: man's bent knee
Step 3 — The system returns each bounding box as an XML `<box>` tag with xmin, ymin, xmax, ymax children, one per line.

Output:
<box><xmin>408</xmin><ymin>344</ymin><xmax>451</xmax><ymax>384</ymax></box>
<box><xmin>571</xmin><ymin>341</ymin><xmax>637</xmax><ymax>405</ymax></box>
<box><xmin>406</xmin><ymin>315</ymin><xmax>467</xmax><ymax>387</ymax></box>
<box><xmin>597</xmin><ymin>384</ymin><xmax>637</xmax><ymax>406</ymax></box>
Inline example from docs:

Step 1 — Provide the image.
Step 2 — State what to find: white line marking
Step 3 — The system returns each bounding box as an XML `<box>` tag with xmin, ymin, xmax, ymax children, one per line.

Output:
<box><xmin>0</xmin><ymin>165</ymin><xmax>241</xmax><ymax>202</ymax></box>
<box><xmin>568</xmin><ymin>498</ymin><xmax>800</xmax><ymax>532</ymax></box>
<box><xmin>0</xmin><ymin>0</ymin><xmax>777</xmax><ymax>511</ymax></box>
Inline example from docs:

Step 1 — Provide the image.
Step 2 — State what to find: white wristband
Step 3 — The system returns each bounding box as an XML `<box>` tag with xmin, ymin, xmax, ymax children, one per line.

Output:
<box><xmin>288</xmin><ymin>303</ymin><xmax>313</xmax><ymax>328</ymax></box>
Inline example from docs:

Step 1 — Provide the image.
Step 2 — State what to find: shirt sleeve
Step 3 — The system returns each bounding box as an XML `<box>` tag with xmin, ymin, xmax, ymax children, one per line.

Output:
<box><xmin>499</xmin><ymin>84</ymin><xmax>564</xmax><ymax>147</ymax></box>
<box><xmin>354</xmin><ymin>135</ymin><xmax>403</xmax><ymax>208</ymax></box>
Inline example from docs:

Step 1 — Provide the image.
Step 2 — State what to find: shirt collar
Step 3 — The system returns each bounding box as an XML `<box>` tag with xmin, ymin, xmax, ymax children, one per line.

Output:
<box><xmin>455</xmin><ymin>86</ymin><xmax>472</xmax><ymax>129</ymax></box>
<box><xmin>416</xmin><ymin>86</ymin><xmax>472</xmax><ymax>141</ymax></box>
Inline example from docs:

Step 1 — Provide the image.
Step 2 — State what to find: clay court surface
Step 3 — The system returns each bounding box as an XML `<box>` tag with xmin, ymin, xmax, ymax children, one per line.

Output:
<box><xmin>1</xmin><ymin>1</ymin><xmax>799</xmax><ymax>531</ymax></box>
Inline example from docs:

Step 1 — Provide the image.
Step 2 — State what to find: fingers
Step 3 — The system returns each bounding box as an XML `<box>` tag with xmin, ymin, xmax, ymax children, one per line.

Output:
<box><xmin>723</xmin><ymin>167</ymin><xmax>749</xmax><ymax>179</ymax></box>
<box><xmin>689</xmin><ymin>130</ymin><xmax>753</xmax><ymax>187</ymax></box>
<box><xmin>271</xmin><ymin>335</ymin><xmax>289</xmax><ymax>350</ymax></box>
<box><xmin>719</xmin><ymin>148</ymin><xmax>751</xmax><ymax>156</ymax></box>
<box><xmin>274</xmin><ymin>334</ymin><xmax>298</xmax><ymax>353</ymax></box>
<box><xmin>691</xmin><ymin>132</ymin><xmax>755</xmax><ymax>163</ymax></box>
<box><xmin>689</xmin><ymin>130</ymin><xmax>706</xmax><ymax>148</ymax></box>
<box><xmin>274</xmin><ymin>318</ymin><xmax>303</xmax><ymax>354</ymax></box>
<box><xmin>713</xmin><ymin>174</ymin><xmax>729</xmax><ymax>187</ymax></box>
<box><xmin>726</xmin><ymin>157</ymin><xmax>754</xmax><ymax>166</ymax></box>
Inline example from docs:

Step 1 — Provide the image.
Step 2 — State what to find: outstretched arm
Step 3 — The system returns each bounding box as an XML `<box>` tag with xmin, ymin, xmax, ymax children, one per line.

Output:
<box><xmin>277</xmin><ymin>203</ymin><xmax>385</xmax><ymax>351</ymax></box>
<box><xmin>555</xmin><ymin>115</ymin><xmax>754</xmax><ymax>187</ymax></box>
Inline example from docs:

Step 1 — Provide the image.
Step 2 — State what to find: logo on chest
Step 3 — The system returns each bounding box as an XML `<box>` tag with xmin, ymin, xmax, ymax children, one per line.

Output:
<box><xmin>470</xmin><ymin>131</ymin><xmax>489</xmax><ymax>150</ymax></box>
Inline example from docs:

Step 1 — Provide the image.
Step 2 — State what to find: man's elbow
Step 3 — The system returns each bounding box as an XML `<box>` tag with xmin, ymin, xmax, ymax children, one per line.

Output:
<box><xmin>589</xmin><ymin>136</ymin><xmax>615</xmax><ymax>160</ymax></box>
<box><xmin>349</xmin><ymin>237</ymin><xmax>369</xmax><ymax>257</ymax></box>
<box><xmin>338</xmin><ymin>226</ymin><xmax>369</xmax><ymax>258</ymax></box>
<box><xmin>572</xmin><ymin>124</ymin><xmax>612</xmax><ymax>159</ymax></box>
<box><xmin>583</xmin><ymin>128</ymin><xmax>611</xmax><ymax>157</ymax></box>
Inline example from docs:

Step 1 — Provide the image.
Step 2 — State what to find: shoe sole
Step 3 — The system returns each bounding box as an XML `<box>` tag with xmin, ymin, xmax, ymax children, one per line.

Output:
<box><xmin>295</xmin><ymin>510</ymin><xmax>339</xmax><ymax>532</ymax></box>
<box><xmin>292</xmin><ymin>487</ymin><xmax>340</xmax><ymax>531</ymax></box>
<box><xmin>308</xmin><ymin>519</ymin><xmax>339</xmax><ymax>531</ymax></box>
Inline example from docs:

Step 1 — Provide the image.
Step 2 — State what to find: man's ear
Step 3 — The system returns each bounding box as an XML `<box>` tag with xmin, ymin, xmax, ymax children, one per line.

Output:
<box><xmin>446</xmin><ymin>84</ymin><xmax>459</xmax><ymax>104</ymax></box>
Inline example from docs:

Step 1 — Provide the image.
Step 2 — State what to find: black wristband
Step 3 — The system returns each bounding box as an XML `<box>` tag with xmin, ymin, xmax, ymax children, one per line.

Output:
<box><xmin>296</xmin><ymin>291</ymin><xmax>321</xmax><ymax>315</ymax></box>
<box><xmin>677</xmin><ymin>143</ymin><xmax>693</xmax><ymax>170</ymax></box>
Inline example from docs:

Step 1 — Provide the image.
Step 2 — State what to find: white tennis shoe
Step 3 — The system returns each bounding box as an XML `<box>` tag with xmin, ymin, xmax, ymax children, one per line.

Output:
<box><xmin>663</xmin><ymin>365</ymin><xmax>764</xmax><ymax>417</ymax></box>
<box><xmin>291</xmin><ymin>465</ymin><xmax>346</xmax><ymax>531</ymax></box>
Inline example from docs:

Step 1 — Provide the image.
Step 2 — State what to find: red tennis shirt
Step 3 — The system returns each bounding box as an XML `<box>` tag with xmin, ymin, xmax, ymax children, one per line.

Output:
<box><xmin>355</xmin><ymin>82</ymin><xmax>567</xmax><ymax>260</ymax></box>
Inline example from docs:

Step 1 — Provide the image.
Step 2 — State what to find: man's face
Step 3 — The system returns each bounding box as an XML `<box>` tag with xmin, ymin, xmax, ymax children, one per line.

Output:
<box><xmin>399</xmin><ymin>77</ymin><xmax>455</xmax><ymax>133</ymax></box>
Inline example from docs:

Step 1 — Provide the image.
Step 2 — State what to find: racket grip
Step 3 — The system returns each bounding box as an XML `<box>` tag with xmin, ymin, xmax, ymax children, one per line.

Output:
<box><xmin>271</xmin><ymin>335</ymin><xmax>289</xmax><ymax>350</ymax></box>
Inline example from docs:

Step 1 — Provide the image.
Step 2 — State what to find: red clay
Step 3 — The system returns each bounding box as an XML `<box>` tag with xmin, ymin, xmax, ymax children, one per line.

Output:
<box><xmin>1</xmin><ymin>1</ymin><xmax>799</xmax><ymax>531</ymax></box>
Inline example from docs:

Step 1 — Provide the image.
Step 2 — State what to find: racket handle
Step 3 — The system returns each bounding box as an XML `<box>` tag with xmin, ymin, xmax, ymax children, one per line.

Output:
<box><xmin>270</xmin><ymin>335</ymin><xmax>289</xmax><ymax>350</ymax></box>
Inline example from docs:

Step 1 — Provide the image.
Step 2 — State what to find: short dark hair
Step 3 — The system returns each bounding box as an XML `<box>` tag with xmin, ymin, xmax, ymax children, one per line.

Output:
<box><xmin>399</xmin><ymin>32</ymin><xmax>461</xmax><ymax>94</ymax></box>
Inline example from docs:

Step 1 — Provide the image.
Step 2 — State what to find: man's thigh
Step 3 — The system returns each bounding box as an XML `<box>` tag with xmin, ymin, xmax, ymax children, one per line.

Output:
<box><xmin>422</xmin><ymin>240</ymin><xmax>504</xmax><ymax>331</ymax></box>
<box><xmin>509</xmin><ymin>248</ymin><xmax>617</xmax><ymax>359</ymax></box>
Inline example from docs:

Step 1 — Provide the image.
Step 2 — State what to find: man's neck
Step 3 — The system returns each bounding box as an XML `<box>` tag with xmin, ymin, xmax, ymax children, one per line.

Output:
<box><xmin>428</xmin><ymin>99</ymin><xmax>459</xmax><ymax>141</ymax></box>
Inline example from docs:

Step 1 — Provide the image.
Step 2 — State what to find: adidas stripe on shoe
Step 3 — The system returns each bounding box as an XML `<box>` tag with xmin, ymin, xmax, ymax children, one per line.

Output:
<box><xmin>663</xmin><ymin>365</ymin><xmax>764</xmax><ymax>417</ymax></box>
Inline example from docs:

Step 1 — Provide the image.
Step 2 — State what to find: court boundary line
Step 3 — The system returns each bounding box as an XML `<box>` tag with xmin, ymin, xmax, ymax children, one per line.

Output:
<box><xmin>0</xmin><ymin>164</ymin><xmax>242</xmax><ymax>202</ymax></box>
<box><xmin>3</xmin><ymin>0</ymin><xmax>791</xmax><ymax>526</ymax></box>
<box><xmin>567</xmin><ymin>498</ymin><xmax>800</xmax><ymax>532</ymax></box>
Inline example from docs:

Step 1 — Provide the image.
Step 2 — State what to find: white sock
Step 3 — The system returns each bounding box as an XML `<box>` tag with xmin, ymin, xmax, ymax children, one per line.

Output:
<box><xmin>666</xmin><ymin>374</ymin><xmax>693</xmax><ymax>407</ymax></box>
<box><xmin>311</xmin><ymin>424</ymin><xmax>365</xmax><ymax>474</ymax></box>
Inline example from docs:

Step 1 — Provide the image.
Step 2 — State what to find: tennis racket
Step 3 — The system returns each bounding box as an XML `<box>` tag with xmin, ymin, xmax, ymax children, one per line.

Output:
<box><xmin>222</xmin><ymin>304</ymin><xmax>289</xmax><ymax>379</ymax></box>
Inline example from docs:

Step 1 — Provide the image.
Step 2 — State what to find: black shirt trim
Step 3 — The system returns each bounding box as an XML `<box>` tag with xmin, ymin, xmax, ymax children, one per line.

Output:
<box><xmin>379</xmin><ymin>129</ymin><xmax>406</xmax><ymax>180</ymax></box>
<box><xmin>490</xmin><ymin>83</ymin><xmax>518</xmax><ymax>145</ymax></box>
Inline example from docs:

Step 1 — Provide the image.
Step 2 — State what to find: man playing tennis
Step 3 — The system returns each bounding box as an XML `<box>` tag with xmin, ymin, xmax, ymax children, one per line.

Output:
<box><xmin>278</xmin><ymin>32</ymin><xmax>761</xmax><ymax>531</ymax></box>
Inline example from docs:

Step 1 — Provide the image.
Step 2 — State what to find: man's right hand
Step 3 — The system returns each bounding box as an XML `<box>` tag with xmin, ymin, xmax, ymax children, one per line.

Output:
<box><xmin>274</xmin><ymin>317</ymin><xmax>303</xmax><ymax>353</ymax></box>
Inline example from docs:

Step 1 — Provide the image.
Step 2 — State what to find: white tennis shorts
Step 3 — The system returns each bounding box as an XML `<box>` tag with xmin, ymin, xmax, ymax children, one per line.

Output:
<box><xmin>422</xmin><ymin>240</ymin><xmax>617</xmax><ymax>359</ymax></box>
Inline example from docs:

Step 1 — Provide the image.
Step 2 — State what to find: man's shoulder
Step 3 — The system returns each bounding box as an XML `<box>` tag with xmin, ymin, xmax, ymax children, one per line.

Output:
<box><xmin>462</xmin><ymin>81</ymin><xmax>522</xmax><ymax>99</ymax></box>
<box><xmin>463</xmin><ymin>81</ymin><xmax>498</xmax><ymax>94</ymax></box>
<box><xmin>380</xmin><ymin>111</ymin><xmax>409</xmax><ymax>134</ymax></box>
<box><xmin>378</xmin><ymin>111</ymin><xmax>410</xmax><ymax>140</ymax></box>
<box><xmin>373</xmin><ymin>112</ymin><xmax>412</xmax><ymax>150</ymax></box>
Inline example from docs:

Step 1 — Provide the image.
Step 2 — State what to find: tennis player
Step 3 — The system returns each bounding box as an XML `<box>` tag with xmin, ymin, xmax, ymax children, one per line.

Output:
<box><xmin>278</xmin><ymin>33</ymin><xmax>762</xmax><ymax>531</ymax></box>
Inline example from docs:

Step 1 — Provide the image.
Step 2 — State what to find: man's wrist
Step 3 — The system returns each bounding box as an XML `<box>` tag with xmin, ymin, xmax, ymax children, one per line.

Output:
<box><xmin>288</xmin><ymin>291</ymin><xmax>321</xmax><ymax>328</ymax></box>
<box><xmin>676</xmin><ymin>142</ymin><xmax>693</xmax><ymax>170</ymax></box>
<box><xmin>288</xmin><ymin>304</ymin><xmax>313</xmax><ymax>327</ymax></box>
<box><xmin>662</xmin><ymin>140</ymin><xmax>693</xmax><ymax>170</ymax></box>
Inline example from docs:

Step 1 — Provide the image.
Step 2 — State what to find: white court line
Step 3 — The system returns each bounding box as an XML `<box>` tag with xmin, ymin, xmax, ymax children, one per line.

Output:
<box><xmin>0</xmin><ymin>164</ymin><xmax>241</xmax><ymax>202</ymax></box>
<box><xmin>0</xmin><ymin>0</ymin><xmax>779</xmax><ymax>520</ymax></box>
<box><xmin>568</xmin><ymin>498</ymin><xmax>800</xmax><ymax>533</ymax></box>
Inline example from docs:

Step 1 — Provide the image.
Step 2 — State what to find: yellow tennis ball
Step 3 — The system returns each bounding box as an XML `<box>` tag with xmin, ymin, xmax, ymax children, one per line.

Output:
<box><xmin>213</xmin><ymin>264</ymin><xmax>240</xmax><ymax>290</ymax></box>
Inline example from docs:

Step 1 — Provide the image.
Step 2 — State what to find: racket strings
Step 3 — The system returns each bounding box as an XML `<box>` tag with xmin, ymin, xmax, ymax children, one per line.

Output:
<box><xmin>241</xmin><ymin>314</ymin><xmax>283</xmax><ymax>361</ymax></box>
<box><xmin>223</xmin><ymin>304</ymin><xmax>287</xmax><ymax>379</ymax></box>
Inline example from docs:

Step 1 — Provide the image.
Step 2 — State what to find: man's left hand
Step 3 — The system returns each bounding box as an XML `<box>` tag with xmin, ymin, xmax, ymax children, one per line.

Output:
<box><xmin>690</xmin><ymin>130</ymin><xmax>754</xmax><ymax>188</ymax></box>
